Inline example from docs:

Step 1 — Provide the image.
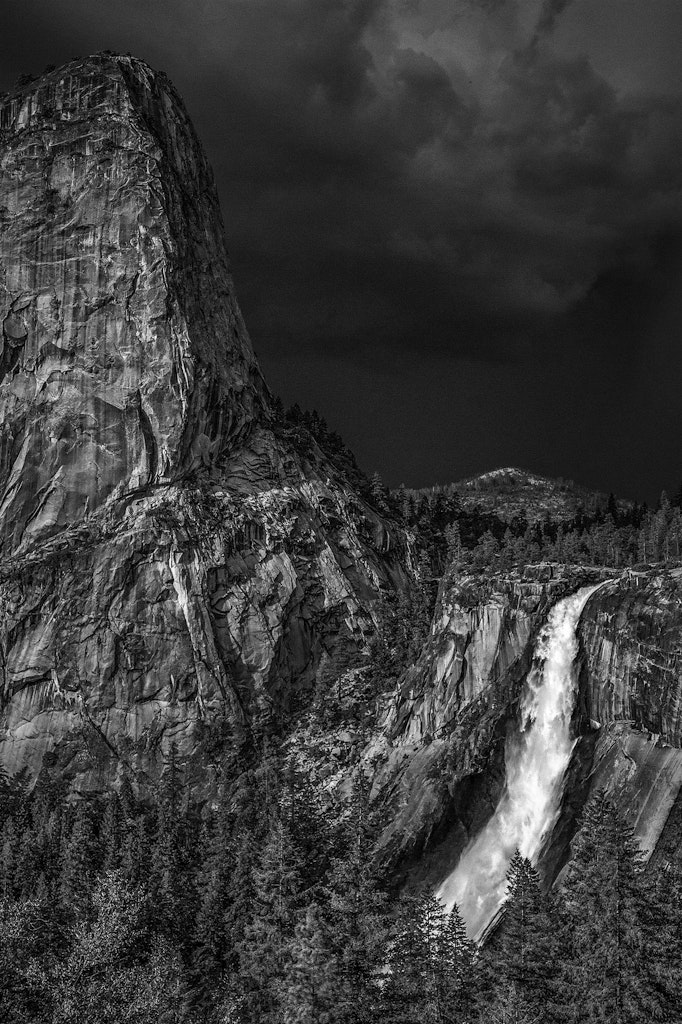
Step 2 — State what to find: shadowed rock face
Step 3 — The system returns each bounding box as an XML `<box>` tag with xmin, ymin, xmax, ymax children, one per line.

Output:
<box><xmin>0</xmin><ymin>55</ymin><xmax>267</xmax><ymax>552</ymax></box>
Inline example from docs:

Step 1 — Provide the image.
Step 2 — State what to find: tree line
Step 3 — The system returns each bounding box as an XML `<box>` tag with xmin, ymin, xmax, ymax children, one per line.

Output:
<box><xmin>270</xmin><ymin>399</ymin><xmax>682</xmax><ymax>575</ymax></box>
<box><xmin>1</xmin><ymin>754</ymin><xmax>680</xmax><ymax>1023</ymax></box>
<box><xmin>389</xmin><ymin>482</ymin><xmax>682</xmax><ymax>575</ymax></box>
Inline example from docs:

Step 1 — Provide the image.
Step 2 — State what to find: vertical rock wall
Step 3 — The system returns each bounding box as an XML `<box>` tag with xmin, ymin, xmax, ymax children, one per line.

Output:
<box><xmin>0</xmin><ymin>55</ymin><xmax>411</xmax><ymax>796</ymax></box>
<box><xmin>0</xmin><ymin>55</ymin><xmax>267</xmax><ymax>553</ymax></box>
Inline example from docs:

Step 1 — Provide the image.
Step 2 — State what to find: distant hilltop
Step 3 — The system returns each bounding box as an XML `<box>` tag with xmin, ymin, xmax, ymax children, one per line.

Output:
<box><xmin>403</xmin><ymin>466</ymin><xmax>634</xmax><ymax>524</ymax></box>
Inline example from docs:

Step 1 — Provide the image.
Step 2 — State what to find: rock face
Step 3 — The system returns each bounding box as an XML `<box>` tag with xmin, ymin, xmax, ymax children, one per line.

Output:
<box><xmin>0</xmin><ymin>56</ymin><xmax>409</xmax><ymax>793</ymax></box>
<box><xmin>0</xmin><ymin>55</ymin><xmax>267</xmax><ymax>552</ymax></box>
<box><xmin>579</xmin><ymin>570</ymin><xmax>682</xmax><ymax>746</ymax></box>
<box><xmin>578</xmin><ymin>570</ymin><xmax>682</xmax><ymax>860</ymax></box>
<box><xmin>368</xmin><ymin>564</ymin><xmax>682</xmax><ymax>884</ymax></box>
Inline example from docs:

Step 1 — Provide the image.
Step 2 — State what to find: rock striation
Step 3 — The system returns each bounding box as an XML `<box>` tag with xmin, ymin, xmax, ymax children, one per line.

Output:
<box><xmin>578</xmin><ymin>569</ymin><xmax>682</xmax><ymax>860</ymax></box>
<box><xmin>367</xmin><ymin>564</ymin><xmax>682</xmax><ymax>883</ymax></box>
<box><xmin>0</xmin><ymin>56</ymin><xmax>410</xmax><ymax>794</ymax></box>
<box><xmin>0</xmin><ymin>55</ymin><xmax>267</xmax><ymax>552</ymax></box>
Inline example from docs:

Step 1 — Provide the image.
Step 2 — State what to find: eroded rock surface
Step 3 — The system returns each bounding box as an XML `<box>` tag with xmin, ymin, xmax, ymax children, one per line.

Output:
<box><xmin>579</xmin><ymin>570</ymin><xmax>682</xmax><ymax>746</ymax></box>
<box><xmin>367</xmin><ymin>564</ymin><xmax>682</xmax><ymax>884</ymax></box>
<box><xmin>0</xmin><ymin>56</ymin><xmax>410</xmax><ymax>794</ymax></box>
<box><xmin>0</xmin><ymin>55</ymin><xmax>267</xmax><ymax>552</ymax></box>
<box><xmin>0</xmin><ymin>418</ymin><xmax>410</xmax><ymax>794</ymax></box>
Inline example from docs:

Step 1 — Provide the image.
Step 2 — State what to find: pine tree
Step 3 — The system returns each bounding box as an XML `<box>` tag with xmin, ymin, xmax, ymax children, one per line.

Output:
<box><xmin>321</xmin><ymin>806</ymin><xmax>389</xmax><ymax>1022</ymax></box>
<box><xmin>0</xmin><ymin>816</ymin><xmax>19</xmax><ymax>899</ymax></box>
<box><xmin>382</xmin><ymin>891</ymin><xmax>431</xmax><ymax>1024</ymax></box>
<box><xmin>192</xmin><ymin>804</ymin><xmax>234</xmax><ymax>1006</ymax></box>
<box><xmin>100</xmin><ymin>793</ymin><xmax>123</xmax><ymax>872</ymax></box>
<box><xmin>151</xmin><ymin>745</ymin><xmax>186</xmax><ymax>935</ymax></box>
<box><xmin>383</xmin><ymin>889</ymin><xmax>456</xmax><ymax>1024</ymax></box>
<box><xmin>59</xmin><ymin>800</ymin><xmax>98</xmax><ymax>915</ymax></box>
<box><xmin>631</xmin><ymin>857</ymin><xmax>682</xmax><ymax>1022</ymax></box>
<box><xmin>369</xmin><ymin>471</ymin><xmax>390</xmax><ymax>514</ymax></box>
<box><xmin>121</xmin><ymin>814</ymin><xmax>149</xmax><ymax>883</ymax></box>
<box><xmin>282</xmin><ymin>904</ymin><xmax>335</xmax><ymax>1024</ymax></box>
<box><xmin>238</xmin><ymin>813</ymin><xmax>304</xmax><ymax>1022</ymax></box>
<box><xmin>488</xmin><ymin>852</ymin><xmax>557</xmax><ymax>1015</ymax></box>
<box><xmin>439</xmin><ymin>903</ymin><xmax>476</xmax><ymax>1023</ymax></box>
<box><xmin>557</xmin><ymin>791</ymin><xmax>648</xmax><ymax>1024</ymax></box>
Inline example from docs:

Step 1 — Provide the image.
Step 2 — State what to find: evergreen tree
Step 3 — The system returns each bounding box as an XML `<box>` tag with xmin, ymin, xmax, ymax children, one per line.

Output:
<box><xmin>59</xmin><ymin>800</ymin><xmax>98</xmax><ymax>915</ymax></box>
<box><xmin>282</xmin><ymin>903</ymin><xmax>335</xmax><ymax>1024</ymax></box>
<box><xmin>632</xmin><ymin>857</ymin><xmax>682</xmax><ymax>1022</ymax></box>
<box><xmin>383</xmin><ymin>888</ymin><xmax>472</xmax><ymax>1024</ymax></box>
<box><xmin>485</xmin><ymin>852</ymin><xmax>558</xmax><ymax>1019</ymax></box>
<box><xmin>121</xmin><ymin>814</ymin><xmax>150</xmax><ymax>884</ymax></box>
<box><xmin>238</xmin><ymin>812</ymin><xmax>304</xmax><ymax>1022</ymax></box>
<box><xmin>321</xmin><ymin>788</ymin><xmax>390</xmax><ymax>1022</ymax></box>
<box><xmin>151</xmin><ymin>745</ymin><xmax>187</xmax><ymax>935</ymax></box>
<box><xmin>439</xmin><ymin>903</ymin><xmax>476</xmax><ymax>1023</ymax></box>
<box><xmin>557</xmin><ymin>792</ymin><xmax>648</xmax><ymax>1023</ymax></box>
<box><xmin>191</xmin><ymin>802</ymin><xmax>234</xmax><ymax>1007</ymax></box>
<box><xmin>101</xmin><ymin>793</ymin><xmax>123</xmax><ymax>872</ymax></box>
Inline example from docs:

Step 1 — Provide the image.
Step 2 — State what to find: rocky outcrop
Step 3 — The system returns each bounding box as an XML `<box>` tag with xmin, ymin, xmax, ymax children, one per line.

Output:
<box><xmin>0</xmin><ymin>55</ymin><xmax>267</xmax><ymax>552</ymax></box>
<box><xmin>0</xmin><ymin>426</ymin><xmax>409</xmax><ymax>795</ymax></box>
<box><xmin>577</xmin><ymin>569</ymin><xmax>682</xmax><ymax>860</ymax></box>
<box><xmin>367</xmin><ymin>564</ymin><xmax>682</xmax><ymax>884</ymax></box>
<box><xmin>0</xmin><ymin>56</ymin><xmax>410</xmax><ymax>794</ymax></box>
<box><xmin>579</xmin><ymin>570</ymin><xmax>682</xmax><ymax>746</ymax></box>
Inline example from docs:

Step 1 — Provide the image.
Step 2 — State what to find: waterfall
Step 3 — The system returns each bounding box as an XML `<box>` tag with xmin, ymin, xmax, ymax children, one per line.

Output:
<box><xmin>436</xmin><ymin>584</ymin><xmax>601</xmax><ymax>941</ymax></box>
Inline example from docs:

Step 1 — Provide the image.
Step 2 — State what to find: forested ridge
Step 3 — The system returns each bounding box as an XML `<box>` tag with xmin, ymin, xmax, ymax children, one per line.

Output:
<box><xmin>278</xmin><ymin>402</ymin><xmax>682</xmax><ymax>576</ymax></box>
<box><xmin>2</xmin><ymin>758</ymin><xmax>680</xmax><ymax>1023</ymax></box>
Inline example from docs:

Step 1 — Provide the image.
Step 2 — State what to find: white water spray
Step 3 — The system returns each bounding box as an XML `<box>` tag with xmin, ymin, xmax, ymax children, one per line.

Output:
<box><xmin>436</xmin><ymin>584</ymin><xmax>602</xmax><ymax>940</ymax></box>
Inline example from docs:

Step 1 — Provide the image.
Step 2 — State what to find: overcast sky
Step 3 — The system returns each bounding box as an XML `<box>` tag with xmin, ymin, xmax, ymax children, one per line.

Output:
<box><xmin>2</xmin><ymin>0</ymin><xmax>682</xmax><ymax>500</ymax></box>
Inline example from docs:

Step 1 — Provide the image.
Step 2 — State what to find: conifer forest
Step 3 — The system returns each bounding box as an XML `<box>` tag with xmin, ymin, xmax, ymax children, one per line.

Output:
<box><xmin>2</xmin><ymin>760</ymin><xmax>681</xmax><ymax>1023</ymax></box>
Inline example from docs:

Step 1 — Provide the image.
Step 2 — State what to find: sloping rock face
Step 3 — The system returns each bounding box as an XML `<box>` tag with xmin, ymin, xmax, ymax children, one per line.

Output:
<box><xmin>0</xmin><ymin>56</ymin><xmax>409</xmax><ymax>794</ymax></box>
<box><xmin>0</xmin><ymin>433</ymin><xmax>408</xmax><ymax>796</ymax></box>
<box><xmin>368</xmin><ymin>564</ymin><xmax>682</xmax><ymax>883</ymax></box>
<box><xmin>0</xmin><ymin>55</ymin><xmax>266</xmax><ymax>552</ymax></box>
<box><xmin>579</xmin><ymin>571</ymin><xmax>682</xmax><ymax>746</ymax></box>
<box><xmin>578</xmin><ymin>570</ymin><xmax>682</xmax><ymax>860</ymax></box>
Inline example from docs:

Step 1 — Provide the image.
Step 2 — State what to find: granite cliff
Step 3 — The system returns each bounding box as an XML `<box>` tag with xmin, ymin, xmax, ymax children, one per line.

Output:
<box><xmin>367</xmin><ymin>564</ymin><xmax>682</xmax><ymax>884</ymax></box>
<box><xmin>0</xmin><ymin>55</ymin><xmax>267</xmax><ymax>551</ymax></box>
<box><xmin>0</xmin><ymin>55</ymin><xmax>409</xmax><ymax>794</ymax></box>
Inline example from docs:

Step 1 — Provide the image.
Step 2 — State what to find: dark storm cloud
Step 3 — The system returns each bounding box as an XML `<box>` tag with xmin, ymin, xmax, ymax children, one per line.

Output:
<box><xmin>1</xmin><ymin>0</ymin><xmax>681</xmax><ymax>498</ymax></box>
<box><xmin>533</xmin><ymin>0</ymin><xmax>574</xmax><ymax>39</ymax></box>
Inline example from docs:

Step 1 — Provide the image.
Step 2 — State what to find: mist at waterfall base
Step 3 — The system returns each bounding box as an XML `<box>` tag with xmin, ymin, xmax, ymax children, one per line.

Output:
<box><xmin>437</xmin><ymin>585</ymin><xmax>602</xmax><ymax>941</ymax></box>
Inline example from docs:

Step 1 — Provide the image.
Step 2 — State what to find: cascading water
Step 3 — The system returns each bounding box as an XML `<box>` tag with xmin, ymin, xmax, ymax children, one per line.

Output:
<box><xmin>436</xmin><ymin>584</ymin><xmax>602</xmax><ymax>941</ymax></box>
